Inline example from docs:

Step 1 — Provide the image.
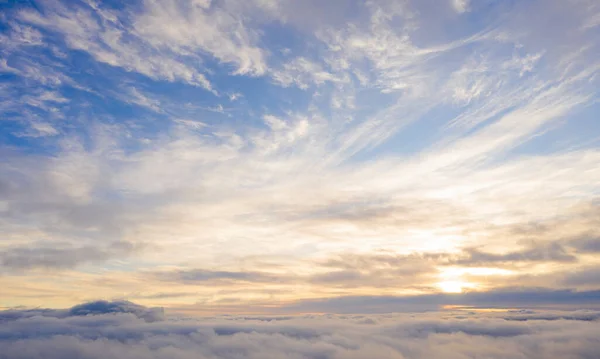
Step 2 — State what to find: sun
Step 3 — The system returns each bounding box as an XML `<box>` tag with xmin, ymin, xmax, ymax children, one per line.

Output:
<box><xmin>437</xmin><ymin>280</ymin><xmax>474</xmax><ymax>293</ymax></box>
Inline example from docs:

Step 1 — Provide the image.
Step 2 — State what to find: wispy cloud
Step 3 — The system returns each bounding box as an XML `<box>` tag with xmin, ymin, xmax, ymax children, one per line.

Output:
<box><xmin>0</xmin><ymin>0</ymin><xmax>599</xmax><ymax>313</ymax></box>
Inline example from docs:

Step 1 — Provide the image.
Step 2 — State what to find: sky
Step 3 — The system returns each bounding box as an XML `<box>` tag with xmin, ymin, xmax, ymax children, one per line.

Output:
<box><xmin>0</xmin><ymin>0</ymin><xmax>600</xmax><ymax>317</ymax></box>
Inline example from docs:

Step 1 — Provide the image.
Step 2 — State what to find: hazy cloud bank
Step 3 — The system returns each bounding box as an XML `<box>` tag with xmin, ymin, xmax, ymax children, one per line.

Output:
<box><xmin>1</xmin><ymin>301</ymin><xmax>600</xmax><ymax>358</ymax></box>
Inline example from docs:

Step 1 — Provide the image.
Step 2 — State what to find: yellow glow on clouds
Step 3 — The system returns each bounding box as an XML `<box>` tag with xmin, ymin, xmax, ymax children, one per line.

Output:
<box><xmin>0</xmin><ymin>0</ymin><xmax>599</xmax><ymax>314</ymax></box>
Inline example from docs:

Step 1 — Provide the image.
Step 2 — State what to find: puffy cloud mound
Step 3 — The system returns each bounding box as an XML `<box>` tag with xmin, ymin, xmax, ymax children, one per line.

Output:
<box><xmin>0</xmin><ymin>300</ymin><xmax>164</xmax><ymax>323</ymax></box>
<box><xmin>68</xmin><ymin>300</ymin><xmax>165</xmax><ymax>322</ymax></box>
<box><xmin>1</xmin><ymin>301</ymin><xmax>600</xmax><ymax>358</ymax></box>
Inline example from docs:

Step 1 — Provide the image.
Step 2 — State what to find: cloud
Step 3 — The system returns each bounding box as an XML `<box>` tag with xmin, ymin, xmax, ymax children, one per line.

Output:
<box><xmin>283</xmin><ymin>289</ymin><xmax>600</xmax><ymax>314</ymax></box>
<box><xmin>153</xmin><ymin>268</ymin><xmax>288</xmax><ymax>284</ymax></box>
<box><xmin>570</xmin><ymin>237</ymin><xmax>600</xmax><ymax>253</ymax></box>
<box><xmin>19</xmin><ymin>121</ymin><xmax>60</xmax><ymax>137</ymax></box>
<box><xmin>133</xmin><ymin>0</ymin><xmax>269</xmax><ymax>76</ymax></box>
<box><xmin>271</xmin><ymin>57</ymin><xmax>345</xmax><ymax>89</ymax></box>
<box><xmin>0</xmin><ymin>300</ymin><xmax>164</xmax><ymax>323</ymax></box>
<box><xmin>18</xmin><ymin>0</ymin><xmax>214</xmax><ymax>89</ymax></box>
<box><xmin>562</xmin><ymin>267</ymin><xmax>600</xmax><ymax>287</ymax></box>
<box><xmin>68</xmin><ymin>300</ymin><xmax>164</xmax><ymax>322</ymax></box>
<box><xmin>503</xmin><ymin>309</ymin><xmax>600</xmax><ymax>322</ymax></box>
<box><xmin>1</xmin><ymin>301</ymin><xmax>600</xmax><ymax>358</ymax></box>
<box><xmin>454</xmin><ymin>242</ymin><xmax>578</xmax><ymax>266</ymax></box>
<box><xmin>149</xmin><ymin>251</ymin><xmax>437</xmax><ymax>289</ymax></box>
<box><xmin>451</xmin><ymin>0</ymin><xmax>470</xmax><ymax>14</ymax></box>
<box><xmin>308</xmin><ymin>252</ymin><xmax>439</xmax><ymax>289</ymax></box>
<box><xmin>0</xmin><ymin>241</ymin><xmax>139</xmax><ymax>271</ymax></box>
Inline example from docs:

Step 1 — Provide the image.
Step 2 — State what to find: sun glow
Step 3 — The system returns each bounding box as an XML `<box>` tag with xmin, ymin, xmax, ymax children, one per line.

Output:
<box><xmin>437</xmin><ymin>280</ymin><xmax>476</xmax><ymax>293</ymax></box>
<box><xmin>436</xmin><ymin>266</ymin><xmax>513</xmax><ymax>293</ymax></box>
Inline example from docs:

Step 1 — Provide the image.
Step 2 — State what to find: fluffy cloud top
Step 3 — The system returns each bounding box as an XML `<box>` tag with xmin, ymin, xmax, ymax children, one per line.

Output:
<box><xmin>1</xmin><ymin>301</ymin><xmax>599</xmax><ymax>358</ymax></box>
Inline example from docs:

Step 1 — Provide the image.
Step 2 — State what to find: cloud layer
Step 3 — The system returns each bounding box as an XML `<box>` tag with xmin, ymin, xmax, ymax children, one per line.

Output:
<box><xmin>1</xmin><ymin>301</ymin><xmax>600</xmax><ymax>359</ymax></box>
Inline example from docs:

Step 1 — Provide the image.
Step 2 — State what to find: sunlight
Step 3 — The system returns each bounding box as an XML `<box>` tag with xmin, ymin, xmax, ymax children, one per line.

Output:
<box><xmin>437</xmin><ymin>280</ymin><xmax>475</xmax><ymax>293</ymax></box>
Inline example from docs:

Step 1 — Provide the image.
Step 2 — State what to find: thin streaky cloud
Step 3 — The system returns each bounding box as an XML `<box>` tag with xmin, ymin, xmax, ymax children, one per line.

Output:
<box><xmin>0</xmin><ymin>0</ymin><xmax>598</xmax><ymax>317</ymax></box>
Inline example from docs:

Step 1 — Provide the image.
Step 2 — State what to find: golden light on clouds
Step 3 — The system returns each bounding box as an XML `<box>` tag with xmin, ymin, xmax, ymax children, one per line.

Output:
<box><xmin>437</xmin><ymin>281</ymin><xmax>473</xmax><ymax>293</ymax></box>
<box><xmin>0</xmin><ymin>0</ymin><xmax>599</xmax><ymax>315</ymax></box>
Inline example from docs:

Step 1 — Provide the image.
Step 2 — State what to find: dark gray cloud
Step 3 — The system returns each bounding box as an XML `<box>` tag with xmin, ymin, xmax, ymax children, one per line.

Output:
<box><xmin>309</xmin><ymin>253</ymin><xmax>439</xmax><ymax>288</ymax></box>
<box><xmin>151</xmin><ymin>252</ymin><xmax>438</xmax><ymax>289</ymax></box>
<box><xmin>127</xmin><ymin>292</ymin><xmax>200</xmax><ymax>300</ymax></box>
<box><xmin>310</xmin><ymin>269</ymin><xmax>365</xmax><ymax>284</ymax></box>
<box><xmin>68</xmin><ymin>300</ymin><xmax>164</xmax><ymax>322</ymax></box>
<box><xmin>0</xmin><ymin>300</ymin><xmax>164</xmax><ymax>323</ymax></box>
<box><xmin>1</xmin><ymin>301</ymin><xmax>600</xmax><ymax>359</ymax></box>
<box><xmin>503</xmin><ymin>310</ymin><xmax>600</xmax><ymax>322</ymax></box>
<box><xmin>453</xmin><ymin>242</ymin><xmax>577</xmax><ymax>266</ymax></box>
<box><xmin>283</xmin><ymin>289</ymin><xmax>600</xmax><ymax>314</ymax></box>
<box><xmin>149</xmin><ymin>245</ymin><xmax>599</xmax><ymax>291</ymax></box>
<box><xmin>153</xmin><ymin>268</ymin><xmax>289</xmax><ymax>284</ymax></box>
<box><xmin>570</xmin><ymin>237</ymin><xmax>600</xmax><ymax>254</ymax></box>
<box><xmin>562</xmin><ymin>267</ymin><xmax>600</xmax><ymax>287</ymax></box>
<box><xmin>321</xmin><ymin>253</ymin><xmax>440</xmax><ymax>272</ymax></box>
<box><xmin>0</xmin><ymin>241</ymin><xmax>139</xmax><ymax>271</ymax></box>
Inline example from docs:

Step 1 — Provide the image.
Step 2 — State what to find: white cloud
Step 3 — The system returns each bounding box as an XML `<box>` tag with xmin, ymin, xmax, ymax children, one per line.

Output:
<box><xmin>451</xmin><ymin>0</ymin><xmax>470</xmax><ymax>14</ymax></box>
<box><xmin>262</xmin><ymin>114</ymin><xmax>287</xmax><ymax>131</ymax></box>
<box><xmin>25</xmin><ymin>122</ymin><xmax>60</xmax><ymax>137</ymax></box>
<box><xmin>133</xmin><ymin>0</ymin><xmax>269</xmax><ymax>76</ymax></box>
<box><xmin>174</xmin><ymin>119</ymin><xmax>208</xmax><ymax>130</ymax></box>
<box><xmin>1</xmin><ymin>302</ymin><xmax>600</xmax><ymax>359</ymax></box>
<box><xmin>228</xmin><ymin>92</ymin><xmax>243</xmax><ymax>101</ymax></box>
<box><xmin>125</xmin><ymin>87</ymin><xmax>162</xmax><ymax>113</ymax></box>
<box><xmin>19</xmin><ymin>0</ymin><xmax>215</xmax><ymax>89</ymax></box>
<box><xmin>271</xmin><ymin>57</ymin><xmax>345</xmax><ymax>89</ymax></box>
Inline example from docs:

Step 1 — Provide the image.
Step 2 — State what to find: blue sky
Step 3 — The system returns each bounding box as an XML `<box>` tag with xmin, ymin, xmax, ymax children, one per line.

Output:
<box><xmin>0</xmin><ymin>0</ymin><xmax>599</xmax><ymax>313</ymax></box>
